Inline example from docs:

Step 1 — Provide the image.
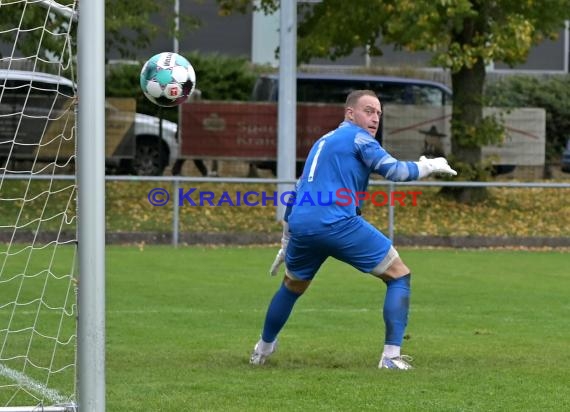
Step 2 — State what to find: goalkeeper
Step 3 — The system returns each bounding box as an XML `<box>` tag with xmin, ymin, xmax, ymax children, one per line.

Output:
<box><xmin>250</xmin><ymin>90</ymin><xmax>457</xmax><ymax>369</ymax></box>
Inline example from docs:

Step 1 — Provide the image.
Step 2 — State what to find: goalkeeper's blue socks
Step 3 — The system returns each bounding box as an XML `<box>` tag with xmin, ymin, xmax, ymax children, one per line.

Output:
<box><xmin>259</xmin><ymin>275</ymin><xmax>410</xmax><ymax>351</ymax></box>
<box><xmin>383</xmin><ymin>274</ymin><xmax>411</xmax><ymax>354</ymax></box>
<box><xmin>261</xmin><ymin>282</ymin><xmax>302</xmax><ymax>343</ymax></box>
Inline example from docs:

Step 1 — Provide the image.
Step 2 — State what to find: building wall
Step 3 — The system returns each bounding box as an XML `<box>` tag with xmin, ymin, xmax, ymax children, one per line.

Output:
<box><xmin>110</xmin><ymin>0</ymin><xmax>253</xmax><ymax>59</ymax></box>
<box><xmin>105</xmin><ymin>0</ymin><xmax>569</xmax><ymax>74</ymax></box>
<box><xmin>494</xmin><ymin>28</ymin><xmax>567</xmax><ymax>71</ymax></box>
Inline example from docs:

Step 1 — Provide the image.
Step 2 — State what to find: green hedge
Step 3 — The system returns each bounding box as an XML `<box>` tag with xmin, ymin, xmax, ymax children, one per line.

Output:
<box><xmin>106</xmin><ymin>52</ymin><xmax>263</xmax><ymax>122</ymax></box>
<box><xmin>485</xmin><ymin>75</ymin><xmax>570</xmax><ymax>162</ymax></box>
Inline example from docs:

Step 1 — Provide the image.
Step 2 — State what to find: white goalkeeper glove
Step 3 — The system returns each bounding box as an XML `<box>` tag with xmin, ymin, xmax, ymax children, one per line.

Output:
<box><xmin>269</xmin><ymin>221</ymin><xmax>290</xmax><ymax>276</ymax></box>
<box><xmin>416</xmin><ymin>155</ymin><xmax>457</xmax><ymax>179</ymax></box>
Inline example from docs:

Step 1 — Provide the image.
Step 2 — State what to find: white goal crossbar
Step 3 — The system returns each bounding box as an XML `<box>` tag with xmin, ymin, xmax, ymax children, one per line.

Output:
<box><xmin>37</xmin><ymin>0</ymin><xmax>77</xmax><ymax>20</ymax></box>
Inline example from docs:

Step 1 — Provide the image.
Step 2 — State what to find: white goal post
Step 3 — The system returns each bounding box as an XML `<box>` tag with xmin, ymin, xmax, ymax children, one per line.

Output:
<box><xmin>0</xmin><ymin>0</ymin><xmax>105</xmax><ymax>411</ymax></box>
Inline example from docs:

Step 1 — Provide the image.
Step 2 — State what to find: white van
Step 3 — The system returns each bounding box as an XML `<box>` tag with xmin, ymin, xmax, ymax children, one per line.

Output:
<box><xmin>0</xmin><ymin>69</ymin><xmax>179</xmax><ymax>175</ymax></box>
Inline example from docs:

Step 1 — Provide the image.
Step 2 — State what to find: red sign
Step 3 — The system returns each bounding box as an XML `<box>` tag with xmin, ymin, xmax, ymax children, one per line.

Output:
<box><xmin>180</xmin><ymin>101</ymin><xmax>344</xmax><ymax>160</ymax></box>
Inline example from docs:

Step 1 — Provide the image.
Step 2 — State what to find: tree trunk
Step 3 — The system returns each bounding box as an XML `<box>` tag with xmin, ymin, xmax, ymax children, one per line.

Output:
<box><xmin>445</xmin><ymin>56</ymin><xmax>488</xmax><ymax>203</ymax></box>
<box><xmin>451</xmin><ymin>58</ymin><xmax>486</xmax><ymax>161</ymax></box>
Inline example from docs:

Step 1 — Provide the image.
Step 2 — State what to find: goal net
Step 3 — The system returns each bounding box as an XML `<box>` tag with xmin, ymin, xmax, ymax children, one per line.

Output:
<box><xmin>0</xmin><ymin>0</ymin><xmax>78</xmax><ymax>410</ymax></box>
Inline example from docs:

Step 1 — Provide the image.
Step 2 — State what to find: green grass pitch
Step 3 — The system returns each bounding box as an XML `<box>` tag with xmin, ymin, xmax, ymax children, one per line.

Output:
<box><xmin>103</xmin><ymin>246</ymin><xmax>569</xmax><ymax>411</ymax></box>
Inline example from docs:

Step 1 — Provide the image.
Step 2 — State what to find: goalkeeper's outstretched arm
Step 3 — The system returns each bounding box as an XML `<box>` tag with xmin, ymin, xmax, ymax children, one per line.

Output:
<box><xmin>415</xmin><ymin>156</ymin><xmax>457</xmax><ymax>179</ymax></box>
<box><xmin>357</xmin><ymin>132</ymin><xmax>457</xmax><ymax>181</ymax></box>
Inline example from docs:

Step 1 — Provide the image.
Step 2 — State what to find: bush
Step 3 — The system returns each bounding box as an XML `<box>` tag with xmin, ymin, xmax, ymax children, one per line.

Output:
<box><xmin>105</xmin><ymin>62</ymin><xmax>171</xmax><ymax>119</ymax></box>
<box><xmin>485</xmin><ymin>75</ymin><xmax>570</xmax><ymax>163</ymax></box>
<box><xmin>183</xmin><ymin>52</ymin><xmax>259</xmax><ymax>101</ymax></box>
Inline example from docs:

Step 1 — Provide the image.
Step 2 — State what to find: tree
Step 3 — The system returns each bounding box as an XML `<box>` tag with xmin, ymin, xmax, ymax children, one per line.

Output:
<box><xmin>0</xmin><ymin>0</ymin><xmax>198</xmax><ymax>62</ymax></box>
<box><xmin>219</xmin><ymin>0</ymin><xmax>570</xmax><ymax>193</ymax></box>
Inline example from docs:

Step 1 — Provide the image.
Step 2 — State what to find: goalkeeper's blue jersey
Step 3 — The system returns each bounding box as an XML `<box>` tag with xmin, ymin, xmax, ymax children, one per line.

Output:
<box><xmin>287</xmin><ymin>121</ymin><xmax>420</xmax><ymax>235</ymax></box>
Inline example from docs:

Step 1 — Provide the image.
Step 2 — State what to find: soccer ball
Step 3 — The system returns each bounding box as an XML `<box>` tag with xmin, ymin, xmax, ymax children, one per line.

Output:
<box><xmin>140</xmin><ymin>52</ymin><xmax>196</xmax><ymax>107</ymax></box>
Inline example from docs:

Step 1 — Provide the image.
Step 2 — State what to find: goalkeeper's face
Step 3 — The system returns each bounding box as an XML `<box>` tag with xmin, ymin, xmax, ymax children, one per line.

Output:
<box><xmin>345</xmin><ymin>95</ymin><xmax>382</xmax><ymax>136</ymax></box>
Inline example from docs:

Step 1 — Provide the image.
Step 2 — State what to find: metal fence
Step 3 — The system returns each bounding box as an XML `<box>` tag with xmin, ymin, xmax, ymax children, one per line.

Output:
<box><xmin>4</xmin><ymin>174</ymin><xmax>569</xmax><ymax>247</ymax></box>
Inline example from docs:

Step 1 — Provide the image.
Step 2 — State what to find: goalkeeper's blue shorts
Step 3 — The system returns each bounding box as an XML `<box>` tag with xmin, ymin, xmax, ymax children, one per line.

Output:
<box><xmin>285</xmin><ymin>216</ymin><xmax>392</xmax><ymax>281</ymax></box>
